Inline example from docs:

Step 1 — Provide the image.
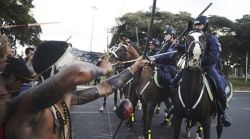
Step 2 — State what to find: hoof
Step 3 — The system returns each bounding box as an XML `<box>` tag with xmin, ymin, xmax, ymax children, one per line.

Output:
<box><xmin>99</xmin><ymin>106</ymin><xmax>104</xmax><ymax>112</ymax></box>
<box><xmin>113</xmin><ymin>106</ymin><xmax>117</xmax><ymax>111</ymax></box>
<box><xmin>138</xmin><ymin>135</ymin><xmax>145</xmax><ymax>139</ymax></box>
<box><xmin>160</xmin><ymin>119</ymin><xmax>171</xmax><ymax>128</ymax></box>
<box><xmin>195</xmin><ymin>133</ymin><xmax>201</xmax><ymax>139</ymax></box>
<box><xmin>125</xmin><ymin>121</ymin><xmax>134</xmax><ymax>128</ymax></box>
<box><xmin>137</xmin><ymin>103</ymin><xmax>142</xmax><ymax>111</ymax></box>
<box><xmin>185</xmin><ymin>131</ymin><xmax>191</xmax><ymax>138</ymax></box>
<box><xmin>155</xmin><ymin>107</ymin><xmax>160</xmax><ymax>114</ymax></box>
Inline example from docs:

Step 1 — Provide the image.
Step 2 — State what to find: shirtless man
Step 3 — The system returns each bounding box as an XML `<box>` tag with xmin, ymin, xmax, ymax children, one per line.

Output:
<box><xmin>4</xmin><ymin>41</ymin><xmax>148</xmax><ymax>139</ymax></box>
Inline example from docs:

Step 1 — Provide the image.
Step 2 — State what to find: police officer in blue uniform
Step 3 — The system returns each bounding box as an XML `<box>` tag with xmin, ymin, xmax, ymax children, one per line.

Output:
<box><xmin>150</xmin><ymin>28</ymin><xmax>178</xmax><ymax>87</ymax></box>
<box><xmin>193</xmin><ymin>15</ymin><xmax>232</xmax><ymax>127</ymax></box>
<box><xmin>149</xmin><ymin>28</ymin><xmax>178</xmax><ymax>124</ymax></box>
<box><xmin>148</xmin><ymin>38</ymin><xmax>160</xmax><ymax>56</ymax></box>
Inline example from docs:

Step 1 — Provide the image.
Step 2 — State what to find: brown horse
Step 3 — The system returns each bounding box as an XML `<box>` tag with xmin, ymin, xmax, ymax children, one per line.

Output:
<box><xmin>108</xmin><ymin>43</ymin><xmax>170</xmax><ymax>139</ymax></box>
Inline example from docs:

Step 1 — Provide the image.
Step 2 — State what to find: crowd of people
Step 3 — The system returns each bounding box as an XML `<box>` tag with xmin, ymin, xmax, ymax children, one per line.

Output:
<box><xmin>0</xmin><ymin>15</ymin><xmax>232</xmax><ymax>139</ymax></box>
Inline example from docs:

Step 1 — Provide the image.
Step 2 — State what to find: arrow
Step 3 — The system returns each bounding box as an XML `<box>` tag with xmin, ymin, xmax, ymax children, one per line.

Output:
<box><xmin>0</xmin><ymin>21</ymin><xmax>60</xmax><ymax>29</ymax></box>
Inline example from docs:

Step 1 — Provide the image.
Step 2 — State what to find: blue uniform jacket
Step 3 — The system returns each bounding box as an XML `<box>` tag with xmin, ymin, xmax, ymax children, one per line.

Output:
<box><xmin>155</xmin><ymin>42</ymin><xmax>177</xmax><ymax>66</ymax></box>
<box><xmin>201</xmin><ymin>35</ymin><xmax>221</xmax><ymax>66</ymax></box>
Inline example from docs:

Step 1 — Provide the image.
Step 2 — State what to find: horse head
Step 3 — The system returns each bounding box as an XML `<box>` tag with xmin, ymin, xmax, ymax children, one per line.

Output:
<box><xmin>108</xmin><ymin>43</ymin><xmax>140</xmax><ymax>63</ymax></box>
<box><xmin>185</xmin><ymin>30</ymin><xmax>206</xmax><ymax>69</ymax></box>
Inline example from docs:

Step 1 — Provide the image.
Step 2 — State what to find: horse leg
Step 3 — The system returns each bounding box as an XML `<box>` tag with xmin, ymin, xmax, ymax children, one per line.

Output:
<box><xmin>119</xmin><ymin>88</ymin><xmax>123</xmax><ymax>100</ymax></box>
<box><xmin>155</xmin><ymin>102</ymin><xmax>161</xmax><ymax>114</ymax></box>
<box><xmin>216</xmin><ymin>113</ymin><xmax>223</xmax><ymax>139</ymax></box>
<box><xmin>200</xmin><ymin>118</ymin><xmax>211</xmax><ymax>139</ymax></box>
<box><xmin>184</xmin><ymin>118</ymin><xmax>192</xmax><ymax>138</ymax></box>
<box><xmin>173</xmin><ymin>114</ymin><xmax>183</xmax><ymax>139</ymax></box>
<box><xmin>113</xmin><ymin>89</ymin><xmax>117</xmax><ymax>111</ymax></box>
<box><xmin>99</xmin><ymin>96</ymin><xmax>106</xmax><ymax>112</ymax></box>
<box><xmin>161</xmin><ymin>105</ymin><xmax>174</xmax><ymax>127</ymax></box>
<box><xmin>195</xmin><ymin>123</ymin><xmax>203</xmax><ymax>139</ymax></box>
<box><xmin>143</xmin><ymin>102</ymin><xmax>157</xmax><ymax>139</ymax></box>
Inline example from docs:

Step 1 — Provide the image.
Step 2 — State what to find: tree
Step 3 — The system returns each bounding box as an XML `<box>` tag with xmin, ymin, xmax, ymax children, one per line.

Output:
<box><xmin>234</xmin><ymin>15</ymin><xmax>250</xmax><ymax>75</ymax></box>
<box><xmin>0</xmin><ymin>0</ymin><xmax>41</xmax><ymax>47</ymax></box>
<box><xmin>110</xmin><ymin>11</ymin><xmax>192</xmax><ymax>46</ymax></box>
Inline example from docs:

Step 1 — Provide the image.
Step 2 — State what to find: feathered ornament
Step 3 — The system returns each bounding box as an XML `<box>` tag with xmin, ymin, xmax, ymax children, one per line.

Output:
<box><xmin>0</xmin><ymin>34</ymin><xmax>10</xmax><ymax>57</ymax></box>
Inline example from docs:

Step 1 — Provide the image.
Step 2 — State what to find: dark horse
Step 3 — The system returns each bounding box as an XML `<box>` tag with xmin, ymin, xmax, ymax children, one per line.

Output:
<box><xmin>108</xmin><ymin>42</ymin><xmax>170</xmax><ymax>139</ymax></box>
<box><xmin>173</xmin><ymin>30</ymin><xmax>223</xmax><ymax>139</ymax></box>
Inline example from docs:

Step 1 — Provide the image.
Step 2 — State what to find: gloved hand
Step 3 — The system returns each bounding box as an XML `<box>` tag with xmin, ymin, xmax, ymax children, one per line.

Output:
<box><xmin>149</xmin><ymin>56</ymin><xmax>156</xmax><ymax>61</ymax></box>
<box><xmin>188</xmin><ymin>20</ymin><xmax>193</xmax><ymax>30</ymax></box>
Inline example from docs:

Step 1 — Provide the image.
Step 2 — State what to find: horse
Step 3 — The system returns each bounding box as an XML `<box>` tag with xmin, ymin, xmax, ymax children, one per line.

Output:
<box><xmin>98</xmin><ymin>42</ymin><xmax>141</xmax><ymax>112</ymax></box>
<box><xmin>108</xmin><ymin>42</ymin><xmax>171</xmax><ymax>139</ymax></box>
<box><xmin>173</xmin><ymin>30</ymin><xmax>223</xmax><ymax>139</ymax></box>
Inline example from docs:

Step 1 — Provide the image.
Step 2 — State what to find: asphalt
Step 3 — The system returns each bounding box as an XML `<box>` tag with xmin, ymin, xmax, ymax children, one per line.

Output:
<box><xmin>71</xmin><ymin>91</ymin><xmax>250</xmax><ymax>139</ymax></box>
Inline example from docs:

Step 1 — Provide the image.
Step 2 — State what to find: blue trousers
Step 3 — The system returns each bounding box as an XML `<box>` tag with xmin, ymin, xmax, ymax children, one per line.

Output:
<box><xmin>203</xmin><ymin>64</ymin><xmax>227</xmax><ymax>102</ymax></box>
<box><xmin>158</xmin><ymin>65</ymin><xmax>175</xmax><ymax>87</ymax></box>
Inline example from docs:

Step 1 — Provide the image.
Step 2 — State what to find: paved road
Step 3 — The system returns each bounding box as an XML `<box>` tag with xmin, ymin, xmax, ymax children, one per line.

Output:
<box><xmin>71</xmin><ymin>92</ymin><xmax>250</xmax><ymax>139</ymax></box>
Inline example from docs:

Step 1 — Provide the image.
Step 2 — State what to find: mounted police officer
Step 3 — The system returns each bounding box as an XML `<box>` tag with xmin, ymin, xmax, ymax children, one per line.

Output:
<box><xmin>148</xmin><ymin>38</ymin><xmax>160</xmax><ymax>56</ymax></box>
<box><xmin>193</xmin><ymin>15</ymin><xmax>232</xmax><ymax>127</ymax></box>
<box><xmin>149</xmin><ymin>27</ymin><xmax>178</xmax><ymax>87</ymax></box>
<box><xmin>149</xmin><ymin>28</ymin><xmax>178</xmax><ymax>124</ymax></box>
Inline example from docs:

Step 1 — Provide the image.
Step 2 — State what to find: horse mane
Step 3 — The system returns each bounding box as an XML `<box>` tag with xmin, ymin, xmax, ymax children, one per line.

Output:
<box><xmin>131</xmin><ymin>44</ymin><xmax>143</xmax><ymax>55</ymax></box>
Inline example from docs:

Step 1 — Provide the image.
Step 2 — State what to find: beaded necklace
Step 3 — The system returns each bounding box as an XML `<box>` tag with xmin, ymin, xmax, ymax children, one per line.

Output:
<box><xmin>53</xmin><ymin>101</ymin><xmax>72</xmax><ymax>139</ymax></box>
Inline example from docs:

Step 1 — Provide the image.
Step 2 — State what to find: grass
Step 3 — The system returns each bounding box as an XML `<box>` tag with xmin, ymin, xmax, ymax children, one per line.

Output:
<box><xmin>229</xmin><ymin>77</ymin><xmax>250</xmax><ymax>91</ymax></box>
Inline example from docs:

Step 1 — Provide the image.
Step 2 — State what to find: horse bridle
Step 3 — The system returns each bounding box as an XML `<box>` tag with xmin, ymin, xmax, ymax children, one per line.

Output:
<box><xmin>109</xmin><ymin>43</ymin><xmax>129</xmax><ymax>60</ymax></box>
<box><xmin>185</xmin><ymin>31</ymin><xmax>206</xmax><ymax>69</ymax></box>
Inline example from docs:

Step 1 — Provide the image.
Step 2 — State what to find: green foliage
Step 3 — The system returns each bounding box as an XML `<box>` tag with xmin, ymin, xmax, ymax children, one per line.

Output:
<box><xmin>229</xmin><ymin>77</ymin><xmax>250</xmax><ymax>90</ymax></box>
<box><xmin>0</xmin><ymin>0</ymin><xmax>41</xmax><ymax>47</ymax></box>
<box><xmin>111</xmin><ymin>12</ymin><xmax>249</xmax><ymax>72</ymax></box>
<box><xmin>110</xmin><ymin>11</ymin><xmax>192</xmax><ymax>46</ymax></box>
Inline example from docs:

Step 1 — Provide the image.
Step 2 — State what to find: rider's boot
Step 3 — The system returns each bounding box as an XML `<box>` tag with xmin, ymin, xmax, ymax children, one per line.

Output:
<box><xmin>219</xmin><ymin>98</ymin><xmax>232</xmax><ymax>127</ymax></box>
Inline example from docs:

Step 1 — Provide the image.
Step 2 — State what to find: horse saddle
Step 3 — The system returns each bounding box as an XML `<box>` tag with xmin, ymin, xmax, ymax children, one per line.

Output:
<box><xmin>203</xmin><ymin>74</ymin><xmax>233</xmax><ymax>103</ymax></box>
<box><xmin>153</xmin><ymin>66</ymin><xmax>176</xmax><ymax>88</ymax></box>
<box><xmin>153</xmin><ymin>67</ymin><xmax>164</xmax><ymax>88</ymax></box>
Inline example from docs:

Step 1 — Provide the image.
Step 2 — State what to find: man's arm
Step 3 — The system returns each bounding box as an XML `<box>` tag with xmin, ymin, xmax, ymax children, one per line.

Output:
<box><xmin>70</xmin><ymin>68</ymin><xmax>133</xmax><ymax>105</ymax></box>
<box><xmin>70</xmin><ymin>59</ymin><xmax>148</xmax><ymax>105</ymax></box>
<box><xmin>28</xmin><ymin>62</ymin><xmax>109</xmax><ymax>111</ymax></box>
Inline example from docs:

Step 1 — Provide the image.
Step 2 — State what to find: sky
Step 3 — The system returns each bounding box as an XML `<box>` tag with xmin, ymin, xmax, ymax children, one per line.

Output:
<box><xmin>27</xmin><ymin>0</ymin><xmax>250</xmax><ymax>53</ymax></box>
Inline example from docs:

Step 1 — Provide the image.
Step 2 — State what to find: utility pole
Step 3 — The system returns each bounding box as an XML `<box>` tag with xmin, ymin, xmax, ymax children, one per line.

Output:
<box><xmin>90</xmin><ymin>6</ymin><xmax>97</xmax><ymax>52</ymax></box>
<box><xmin>105</xmin><ymin>28</ymin><xmax>111</xmax><ymax>53</ymax></box>
<box><xmin>246</xmin><ymin>52</ymin><xmax>248</xmax><ymax>82</ymax></box>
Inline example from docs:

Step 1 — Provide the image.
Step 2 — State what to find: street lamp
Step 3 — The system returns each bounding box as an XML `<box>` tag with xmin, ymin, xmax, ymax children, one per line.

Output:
<box><xmin>90</xmin><ymin>6</ymin><xmax>97</xmax><ymax>52</ymax></box>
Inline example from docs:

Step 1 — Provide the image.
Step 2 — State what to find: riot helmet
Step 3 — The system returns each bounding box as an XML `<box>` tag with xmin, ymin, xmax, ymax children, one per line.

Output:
<box><xmin>193</xmin><ymin>16</ymin><xmax>209</xmax><ymax>32</ymax></box>
<box><xmin>163</xmin><ymin>28</ymin><xmax>176</xmax><ymax>36</ymax></box>
<box><xmin>194</xmin><ymin>16</ymin><xmax>209</xmax><ymax>25</ymax></box>
<box><xmin>149</xmin><ymin>38</ymin><xmax>160</xmax><ymax>47</ymax></box>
